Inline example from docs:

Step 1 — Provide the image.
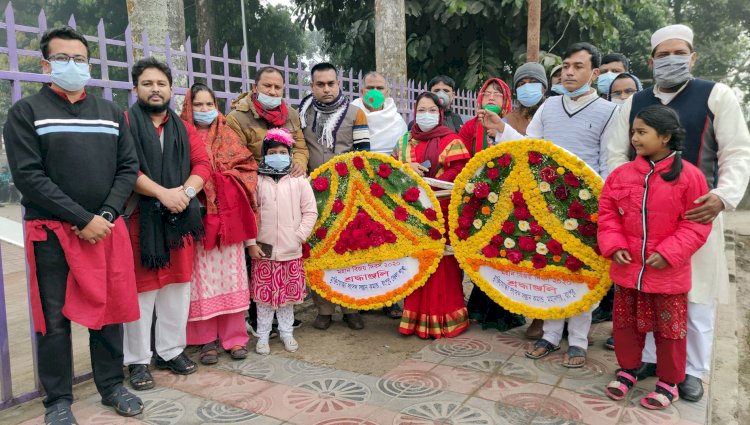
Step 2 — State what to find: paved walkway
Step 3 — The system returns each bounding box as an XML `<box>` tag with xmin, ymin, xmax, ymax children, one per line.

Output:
<box><xmin>16</xmin><ymin>322</ymin><xmax>708</xmax><ymax>424</ymax></box>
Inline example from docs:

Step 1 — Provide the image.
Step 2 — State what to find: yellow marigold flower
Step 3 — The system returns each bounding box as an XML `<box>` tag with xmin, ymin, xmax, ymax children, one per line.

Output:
<box><xmin>557</xmin><ymin>167</ymin><xmax>565</xmax><ymax>175</ymax></box>
<box><xmin>486</xmin><ymin>161</ymin><xmax>495</xmax><ymax>168</ymax></box>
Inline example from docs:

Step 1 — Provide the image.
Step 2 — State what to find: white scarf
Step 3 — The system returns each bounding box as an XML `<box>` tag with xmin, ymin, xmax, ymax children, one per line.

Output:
<box><xmin>351</xmin><ymin>97</ymin><xmax>407</xmax><ymax>154</ymax></box>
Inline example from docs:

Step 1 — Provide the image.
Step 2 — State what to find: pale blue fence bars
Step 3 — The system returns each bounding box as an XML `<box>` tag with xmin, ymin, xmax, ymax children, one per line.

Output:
<box><xmin>0</xmin><ymin>2</ymin><xmax>477</xmax><ymax>410</ymax></box>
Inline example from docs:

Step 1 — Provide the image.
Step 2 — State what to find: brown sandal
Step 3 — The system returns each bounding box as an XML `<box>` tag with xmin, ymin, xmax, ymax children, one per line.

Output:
<box><xmin>230</xmin><ymin>345</ymin><xmax>248</xmax><ymax>360</ymax></box>
<box><xmin>200</xmin><ymin>342</ymin><xmax>219</xmax><ymax>365</ymax></box>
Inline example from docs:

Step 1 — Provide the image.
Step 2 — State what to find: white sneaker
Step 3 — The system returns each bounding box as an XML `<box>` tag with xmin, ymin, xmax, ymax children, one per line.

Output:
<box><xmin>255</xmin><ymin>340</ymin><xmax>270</xmax><ymax>355</ymax></box>
<box><xmin>281</xmin><ymin>336</ymin><xmax>299</xmax><ymax>353</ymax></box>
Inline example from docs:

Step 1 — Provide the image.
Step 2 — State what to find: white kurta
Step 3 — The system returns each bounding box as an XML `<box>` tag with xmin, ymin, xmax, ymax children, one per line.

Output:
<box><xmin>350</xmin><ymin>97</ymin><xmax>408</xmax><ymax>155</ymax></box>
<box><xmin>606</xmin><ymin>82</ymin><xmax>750</xmax><ymax>304</ymax></box>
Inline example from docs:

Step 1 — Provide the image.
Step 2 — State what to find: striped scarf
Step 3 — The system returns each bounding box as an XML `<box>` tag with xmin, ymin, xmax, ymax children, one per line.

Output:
<box><xmin>299</xmin><ymin>92</ymin><xmax>349</xmax><ymax>150</ymax></box>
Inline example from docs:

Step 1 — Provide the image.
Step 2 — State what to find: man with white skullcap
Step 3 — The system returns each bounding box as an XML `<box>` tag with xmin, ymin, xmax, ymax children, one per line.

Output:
<box><xmin>607</xmin><ymin>24</ymin><xmax>750</xmax><ymax>402</ymax></box>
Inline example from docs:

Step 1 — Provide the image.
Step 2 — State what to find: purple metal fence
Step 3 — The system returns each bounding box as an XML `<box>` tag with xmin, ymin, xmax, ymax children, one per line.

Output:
<box><xmin>0</xmin><ymin>2</ymin><xmax>476</xmax><ymax>410</ymax></box>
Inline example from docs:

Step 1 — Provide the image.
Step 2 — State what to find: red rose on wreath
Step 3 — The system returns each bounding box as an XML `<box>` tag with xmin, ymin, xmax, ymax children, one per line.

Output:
<box><xmin>370</xmin><ymin>182</ymin><xmax>385</xmax><ymax>198</ymax></box>
<box><xmin>384</xmin><ymin>230</ymin><xmax>397</xmax><ymax>243</ymax></box>
<box><xmin>469</xmin><ymin>197</ymin><xmax>483</xmax><ymax>208</ymax></box>
<box><xmin>565</xmin><ymin>255</ymin><xmax>584</xmax><ymax>272</ymax></box>
<box><xmin>424</xmin><ymin>208</ymin><xmax>437</xmax><ymax>221</ymax></box>
<box><xmin>315</xmin><ymin>227</ymin><xmax>328</xmax><ymax>240</ymax></box>
<box><xmin>497</xmin><ymin>153</ymin><xmax>512</xmax><ymax>167</ymax></box>
<box><xmin>312</xmin><ymin>177</ymin><xmax>329</xmax><ymax>191</ymax></box>
<box><xmin>456</xmin><ymin>228</ymin><xmax>470</xmax><ymax>240</ymax></box>
<box><xmin>578</xmin><ymin>222</ymin><xmax>597</xmax><ymax>237</ymax></box>
<box><xmin>564</xmin><ymin>172</ymin><xmax>580</xmax><ymax>187</ymax></box>
<box><xmin>394</xmin><ymin>206</ymin><xmax>408</xmax><ymax>221</ymax></box>
<box><xmin>403</xmin><ymin>187</ymin><xmax>420</xmax><ymax>202</ymax></box>
<box><xmin>568</xmin><ymin>201</ymin><xmax>587</xmax><ymax>219</ymax></box>
<box><xmin>554</xmin><ymin>185</ymin><xmax>569</xmax><ymax>200</ymax></box>
<box><xmin>429</xmin><ymin>228</ymin><xmax>442</xmax><ymax>240</ymax></box>
<box><xmin>529</xmin><ymin>221</ymin><xmax>544</xmax><ymax>236</ymax></box>
<box><xmin>507</xmin><ymin>249</ymin><xmax>523</xmax><ymax>264</ymax></box>
<box><xmin>334</xmin><ymin>162</ymin><xmax>348</xmax><ymax>176</ymax></box>
<box><xmin>487</xmin><ymin>167</ymin><xmax>500</xmax><ymax>180</ymax></box>
<box><xmin>461</xmin><ymin>204</ymin><xmax>477</xmax><ymax>218</ymax></box>
<box><xmin>502</xmin><ymin>220</ymin><xmax>515</xmax><ymax>235</ymax></box>
<box><xmin>302</xmin><ymin>243</ymin><xmax>311</xmax><ymax>259</ymax></box>
<box><xmin>332</xmin><ymin>198</ymin><xmax>344</xmax><ymax>213</ymax></box>
<box><xmin>540</xmin><ymin>166</ymin><xmax>558</xmax><ymax>182</ymax></box>
<box><xmin>458</xmin><ymin>216</ymin><xmax>472</xmax><ymax>229</ymax></box>
<box><xmin>474</xmin><ymin>182</ymin><xmax>490</xmax><ymax>199</ymax></box>
<box><xmin>482</xmin><ymin>244</ymin><xmax>499</xmax><ymax>258</ymax></box>
<box><xmin>333</xmin><ymin>240</ymin><xmax>348</xmax><ymax>254</ymax></box>
<box><xmin>528</xmin><ymin>151</ymin><xmax>543</xmax><ymax>164</ymax></box>
<box><xmin>377</xmin><ymin>163</ymin><xmax>392</xmax><ymax>178</ymax></box>
<box><xmin>531</xmin><ymin>254</ymin><xmax>548</xmax><ymax>269</ymax></box>
<box><xmin>519</xmin><ymin>236</ymin><xmax>536</xmax><ymax>252</ymax></box>
<box><xmin>352</xmin><ymin>156</ymin><xmax>365</xmax><ymax>170</ymax></box>
<box><xmin>546</xmin><ymin>239</ymin><xmax>563</xmax><ymax>255</ymax></box>
<box><xmin>511</xmin><ymin>191</ymin><xmax>525</xmax><ymax>206</ymax></box>
<box><xmin>514</xmin><ymin>206</ymin><xmax>531</xmax><ymax>220</ymax></box>
<box><xmin>491</xmin><ymin>235</ymin><xmax>504</xmax><ymax>246</ymax></box>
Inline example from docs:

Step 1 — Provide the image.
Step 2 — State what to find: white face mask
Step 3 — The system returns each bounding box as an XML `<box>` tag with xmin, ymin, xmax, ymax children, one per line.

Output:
<box><xmin>257</xmin><ymin>92</ymin><xmax>282</xmax><ymax>109</ymax></box>
<box><xmin>611</xmin><ymin>97</ymin><xmax>627</xmax><ymax>105</ymax></box>
<box><xmin>415</xmin><ymin>113</ymin><xmax>440</xmax><ymax>131</ymax></box>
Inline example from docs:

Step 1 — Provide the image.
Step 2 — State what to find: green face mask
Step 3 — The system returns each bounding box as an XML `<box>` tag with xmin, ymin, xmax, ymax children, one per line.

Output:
<box><xmin>483</xmin><ymin>104</ymin><xmax>502</xmax><ymax>115</ymax></box>
<box><xmin>363</xmin><ymin>89</ymin><xmax>385</xmax><ymax>109</ymax></box>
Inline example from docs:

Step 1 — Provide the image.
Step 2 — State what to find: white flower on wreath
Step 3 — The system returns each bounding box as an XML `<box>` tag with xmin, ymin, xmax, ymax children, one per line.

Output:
<box><xmin>473</xmin><ymin>219</ymin><xmax>483</xmax><ymax>229</ymax></box>
<box><xmin>487</xmin><ymin>192</ymin><xmax>499</xmax><ymax>203</ymax></box>
<box><xmin>579</xmin><ymin>189</ymin><xmax>592</xmax><ymax>200</ymax></box>
<box><xmin>563</xmin><ymin>218</ymin><xmax>578</xmax><ymax>230</ymax></box>
<box><xmin>465</xmin><ymin>183</ymin><xmax>476</xmax><ymax>193</ymax></box>
<box><xmin>504</xmin><ymin>238</ymin><xmax>516</xmax><ymax>249</ymax></box>
<box><xmin>536</xmin><ymin>242</ymin><xmax>549</xmax><ymax>255</ymax></box>
<box><xmin>539</xmin><ymin>182</ymin><xmax>551</xmax><ymax>192</ymax></box>
<box><xmin>518</xmin><ymin>221</ymin><xmax>530</xmax><ymax>232</ymax></box>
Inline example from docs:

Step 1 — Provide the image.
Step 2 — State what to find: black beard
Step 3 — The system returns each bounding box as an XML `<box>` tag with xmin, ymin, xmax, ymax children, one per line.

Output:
<box><xmin>137</xmin><ymin>98</ymin><xmax>170</xmax><ymax>114</ymax></box>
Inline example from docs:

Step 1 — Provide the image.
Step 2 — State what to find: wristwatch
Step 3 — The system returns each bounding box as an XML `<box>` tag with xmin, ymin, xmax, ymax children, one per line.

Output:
<box><xmin>184</xmin><ymin>186</ymin><xmax>197</xmax><ymax>199</ymax></box>
<box><xmin>100</xmin><ymin>210</ymin><xmax>115</xmax><ymax>222</ymax></box>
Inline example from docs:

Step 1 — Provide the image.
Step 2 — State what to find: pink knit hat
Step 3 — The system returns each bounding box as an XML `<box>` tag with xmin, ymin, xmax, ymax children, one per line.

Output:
<box><xmin>264</xmin><ymin>128</ymin><xmax>294</xmax><ymax>147</ymax></box>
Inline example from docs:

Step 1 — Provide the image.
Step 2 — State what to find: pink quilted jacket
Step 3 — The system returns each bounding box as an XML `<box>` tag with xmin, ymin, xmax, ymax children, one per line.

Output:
<box><xmin>597</xmin><ymin>154</ymin><xmax>712</xmax><ymax>294</ymax></box>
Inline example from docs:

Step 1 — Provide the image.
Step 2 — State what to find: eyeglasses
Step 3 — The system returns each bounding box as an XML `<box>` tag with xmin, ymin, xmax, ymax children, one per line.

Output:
<box><xmin>611</xmin><ymin>88</ymin><xmax>637</xmax><ymax>98</ymax></box>
<box><xmin>483</xmin><ymin>91</ymin><xmax>503</xmax><ymax>98</ymax></box>
<box><xmin>46</xmin><ymin>54</ymin><xmax>88</xmax><ymax>65</ymax></box>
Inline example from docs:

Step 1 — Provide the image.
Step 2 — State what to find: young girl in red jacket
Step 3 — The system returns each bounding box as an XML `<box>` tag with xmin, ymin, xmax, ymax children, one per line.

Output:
<box><xmin>597</xmin><ymin>105</ymin><xmax>712</xmax><ymax>410</ymax></box>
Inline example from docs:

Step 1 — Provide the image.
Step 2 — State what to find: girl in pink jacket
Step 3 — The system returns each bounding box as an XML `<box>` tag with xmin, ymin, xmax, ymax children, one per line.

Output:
<box><xmin>248</xmin><ymin>129</ymin><xmax>318</xmax><ymax>355</ymax></box>
<box><xmin>598</xmin><ymin>105</ymin><xmax>711</xmax><ymax>410</ymax></box>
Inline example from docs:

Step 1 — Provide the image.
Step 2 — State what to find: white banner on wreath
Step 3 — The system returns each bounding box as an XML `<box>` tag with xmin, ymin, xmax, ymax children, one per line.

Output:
<box><xmin>323</xmin><ymin>257</ymin><xmax>420</xmax><ymax>298</ymax></box>
<box><xmin>478</xmin><ymin>266</ymin><xmax>589</xmax><ymax>309</ymax></box>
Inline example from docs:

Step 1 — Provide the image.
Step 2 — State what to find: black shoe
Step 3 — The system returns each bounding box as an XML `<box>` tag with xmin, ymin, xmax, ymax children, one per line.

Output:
<box><xmin>634</xmin><ymin>362</ymin><xmax>657</xmax><ymax>380</ymax></box>
<box><xmin>313</xmin><ymin>314</ymin><xmax>332</xmax><ymax>330</ymax></box>
<box><xmin>678</xmin><ymin>374</ymin><xmax>704</xmax><ymax>402</ymax></box>
<box><xmin>591</xmin><ymin>305</ymin><xmax>612</xmax><ymax>323</ymax></box>
<box><xmin>128</xmin><ymin>364</ymin><xmax>155</xmax><ymax>391</ymax></box>
<box><xmin>44</xmin><ymin>402</ymin><xmax>78</xmax><ymax>425</ymax></box>
<box><xmin>343</xmin><ymin>313</ymin><xmax>364</xmax><ymax>330</ymax></box>
<box><xmin>155</xmin><ymin>352</ymin><xmax>197</xmax><ymax>375</ymax></box>
<box><xmin>101</xmin><ymin>385</ymin><xmax>144</xmax><ymax>417</ymax></box>
<box><xmin>604</xmin><ymin>336</ymin><xmax>614</xmax><ymax>350</ymax></box>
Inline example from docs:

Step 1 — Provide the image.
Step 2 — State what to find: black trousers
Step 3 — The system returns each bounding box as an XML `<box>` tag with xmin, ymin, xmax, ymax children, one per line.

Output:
<box><xmin>34</xmin><ymin>229</ymin><xmax>124</xmax><ymax>407</ymax></box>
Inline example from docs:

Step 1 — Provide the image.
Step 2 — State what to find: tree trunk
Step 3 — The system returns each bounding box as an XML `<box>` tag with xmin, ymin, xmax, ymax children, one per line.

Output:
<box><xmin>195</xmin><ymin>0</ymin><xmax>218</xmax><ymax>50</ymax></box>
<box><xmin>374</xmin><ymin>0</ymin><xmax>407</xmax><ymax>105</ymax></box>
<box><xmin>526</xmin><ymin>0</ymin><xmax>541</xmax><ymax>62</ymax></box>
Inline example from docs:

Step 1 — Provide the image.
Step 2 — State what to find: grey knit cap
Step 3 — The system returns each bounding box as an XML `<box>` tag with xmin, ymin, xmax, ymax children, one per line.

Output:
<box><xmin>513</xmin><ymin>62</ymin><xmax>548</xmax><ymax>89</ymax></box>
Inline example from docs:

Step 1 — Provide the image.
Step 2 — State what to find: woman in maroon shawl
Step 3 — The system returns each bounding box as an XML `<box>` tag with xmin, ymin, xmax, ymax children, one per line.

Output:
<box><xmin>394</xmin><ymin>92</ymin><xmax>471</xmax><ymax>338</ymax></box>
<box><xmin>180</xmin><ymin>84</ymin><xmax>258</xmax><ymax>363</ymax></box>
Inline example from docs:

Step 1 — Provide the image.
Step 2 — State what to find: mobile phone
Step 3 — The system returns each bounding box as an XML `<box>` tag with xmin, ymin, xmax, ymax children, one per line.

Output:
<box><xmin>420</xmin><ymin>160</ymin><xmax>431</xmax><ymax>169</ymax></box>
<box><xmin>256</xmin><ymin>242</ymin><xmax>273</xmax><ymax>257</ymax></box>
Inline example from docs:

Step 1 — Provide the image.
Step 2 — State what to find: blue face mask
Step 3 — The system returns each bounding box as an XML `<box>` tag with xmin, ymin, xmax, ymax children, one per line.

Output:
<box><xmin>516</xmin><ymin>83</ymin><xmax>544</xmax><ymax>107</ymax></box>
<box><xmin>193</xmin><ymin>109</ymin><xmax>218</xmax><ymax>126</ymax></box>
<box><xmin>257</xmin><ymin>92</ymin><xmax>283</xmax><ymax>110</ymax></box>
<box><xmin>49</xmin><ymin>61</ymin><xmax>90</xmax><ymax>91</ymax></box>
<box><xmin>560</xmin><ymin>70</ymin><xmax>594</xmax><ymax>98</ymax></box>
<box><xmin>596</xmin><ymin>72</ymin><xmax>620</xmax><ymax>95</ymax></box>
<box><xmin>551</xmin><ymin>84</ymin><xmax>565</xmax><ymax>95</ymax></box>
<box><xmin>265</xmin><ymin>153</ymin><xmax>290</xmax><ymax>170</ymax></box>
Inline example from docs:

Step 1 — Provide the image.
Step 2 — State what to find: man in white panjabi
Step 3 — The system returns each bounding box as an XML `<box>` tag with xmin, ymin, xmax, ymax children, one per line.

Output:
<box><xmin>606</xmin><ymin>24</ymin><xmax>750</xmax><ymax>402</ymax></box>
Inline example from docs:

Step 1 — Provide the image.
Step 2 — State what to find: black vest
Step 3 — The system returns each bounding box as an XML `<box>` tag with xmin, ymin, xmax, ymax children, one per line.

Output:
<box><xmin>629</xmin><ymin>79</ymin><xmax>718</xmax><ymax>187</ymax></box>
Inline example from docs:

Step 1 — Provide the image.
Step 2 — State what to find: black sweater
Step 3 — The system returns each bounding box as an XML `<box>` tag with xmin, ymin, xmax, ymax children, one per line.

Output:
<box><xmin>3</xmin><ymin>85</ymin><xmax>138</xmax><ymax>229</ymax></box>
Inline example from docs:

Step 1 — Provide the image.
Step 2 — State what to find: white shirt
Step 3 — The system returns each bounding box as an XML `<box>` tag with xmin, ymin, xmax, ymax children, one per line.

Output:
<box><xmin>606</xmin><ymin>82</ymin><xmax>750</xmax><ymax>210</ymax></box>
<box><xmin>350</xmin><ymin>97</ymin><xmax>407</xmax><ymax>155</ymax></box>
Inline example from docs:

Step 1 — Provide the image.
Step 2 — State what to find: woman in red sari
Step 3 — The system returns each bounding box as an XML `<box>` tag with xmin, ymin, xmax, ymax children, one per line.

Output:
<box><xmin>395</xmin><ymin>92</ymin><xmax>471</xmax><ymax>339</ymax></box>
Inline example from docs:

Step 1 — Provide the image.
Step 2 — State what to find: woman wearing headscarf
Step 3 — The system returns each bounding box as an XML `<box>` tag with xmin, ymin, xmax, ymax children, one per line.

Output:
<box><xmin>395</xmin><ymin>92</ymin><xmax>471</xmax><ymax>339</ymax></box>
<box><xmin>458</xmin><ymin>78</ymin><xmax>514</xmax><ymax>155</ymax></box>
<box><xmin>179</xmin><ymin>83</ymin><xmax>258</xmax><ymax>364</ymax></box>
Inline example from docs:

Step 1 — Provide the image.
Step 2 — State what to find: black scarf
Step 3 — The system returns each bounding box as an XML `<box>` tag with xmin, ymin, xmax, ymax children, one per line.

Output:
<box><xmin>128</xmin><ymin>103</ymin><xmax>204</xmax><ymax>269</ymax></box>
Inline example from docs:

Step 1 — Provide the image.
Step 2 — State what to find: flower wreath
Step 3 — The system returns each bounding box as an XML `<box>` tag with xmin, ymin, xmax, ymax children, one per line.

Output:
<box><xmin>449</xmin><ymin>139</ymin><xmax>612</xmax><ymax>320</ymax></box>
<box><xmin>304</xmin><ymin>151</ymin><xmax>446</xmax><ymax>310</ymax></box>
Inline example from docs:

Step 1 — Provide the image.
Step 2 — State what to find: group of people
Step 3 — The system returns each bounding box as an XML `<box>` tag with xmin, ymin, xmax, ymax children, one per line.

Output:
<box><xmin>3</xmin><ymin>21</ymin><xmax>749</xmax><ymax>424</ymax></box>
